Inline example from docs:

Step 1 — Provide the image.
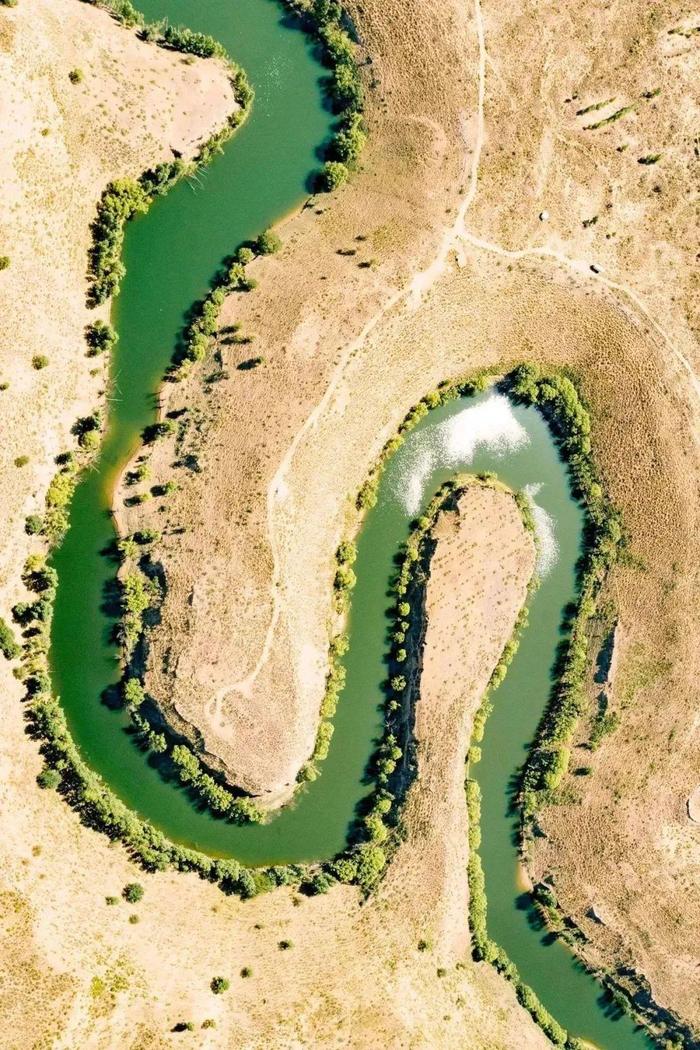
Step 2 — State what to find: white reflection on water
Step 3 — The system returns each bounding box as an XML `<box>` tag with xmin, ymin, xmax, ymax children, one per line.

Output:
<box><xmin>523</xmin><ymin>482</ymin><xmax>559</xmax><ymax>577</ymax></box>
<box><xmin>394</xmin><ymin>394</ymin><xmax>531</xmax><ymax>515</ymax></box>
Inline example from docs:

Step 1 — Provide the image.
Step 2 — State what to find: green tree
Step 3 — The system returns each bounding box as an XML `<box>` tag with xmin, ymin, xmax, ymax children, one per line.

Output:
<box><xmin>256</xmin><ymin>229</ymin><xmax>282</xmax><ymax>254</ymax></box>
<box><xmin>0</xmin><ymin>617</ymin><xmax>20</xmax><ymax>660</ymax></box>
<box><xmin>210</xmin><ymin>976</ymin><xmax>230</xmax><ymax>994</ymax></box>
<box><xmin>318</xmin><ymin>161</ymin><xmax>348</xmax><ymax>192</ymax></box>
<box><xmin>122</xmin><ymin>882</ymin><xmax>144</xmax><ymax>903</ymax></box>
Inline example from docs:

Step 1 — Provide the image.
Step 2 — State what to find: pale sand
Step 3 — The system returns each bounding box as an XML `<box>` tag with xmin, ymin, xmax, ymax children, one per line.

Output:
<box><xmin>0</xmin><ymin>477</ymin><xmax>544</xmax><ymax>1048</ymax></box>
<box><xmin>0</xmin><ymin>0</ymin><xmax>234</xmax><ymax>617</ymax></box>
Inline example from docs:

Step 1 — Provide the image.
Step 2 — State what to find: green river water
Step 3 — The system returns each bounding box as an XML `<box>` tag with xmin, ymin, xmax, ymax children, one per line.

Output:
<box><xmin>48</xmin><ymin>1</ymin><xmax>655</xmax><ymax>1046</ymax></box>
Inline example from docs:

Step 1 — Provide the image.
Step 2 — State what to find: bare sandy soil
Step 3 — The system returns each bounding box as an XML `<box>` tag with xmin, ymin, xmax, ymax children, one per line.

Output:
<box><xmin>0</xmin><ymin>0</ymin><xmax>234</xmax><ymax>616</ymax></box>
<box><xmin>2</xmin><ymin>0</ymin><xmax>699</xmax><ymax>1042</ymax></box>
<box><xmin>1</xmin><ymin>475</ymin><xmax>544</xmax><ymax>1049</ymax></box>
<box><xmin>125</xmin><ymin>0</ymin><xmax>700</xmax><ymax>1030</ymax></box>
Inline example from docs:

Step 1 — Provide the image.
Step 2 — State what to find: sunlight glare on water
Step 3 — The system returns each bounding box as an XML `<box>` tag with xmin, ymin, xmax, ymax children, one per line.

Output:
<box><xmin>394</xmin><ymin>393</ymin><xmax>531</xmax><ymax>514</ymax></box>
<box><xmin>524</xmin><ymin>481</ymin><xmax>559</xmax><ymax>576</ymax></box>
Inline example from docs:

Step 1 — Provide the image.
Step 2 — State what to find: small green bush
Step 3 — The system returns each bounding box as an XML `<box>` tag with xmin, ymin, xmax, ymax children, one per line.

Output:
<box><xmin>0</xmin><ymin>617</ymin><xmax>20</xmax><ymax>660</ymax></box>
<box><xmin>122</xmin><ymin>882</ymin><xmax>144</xmax><ymax>904</ymax></box>
<box><xmin>210</xmin><ymin>976</ymin><xmax>230</xmax><ymax>995</ymax></box>
<box><xmin>14</xmin><ymin>455</ymin><xmax>29</xmax><ymax>468</ymax></box>
<box><xmin>68</xmin><ymin>68</ymin><xmax>84</xmax><ymax>84</ymax></box>
<box><xmin>24</xmin><ymin>514</ymin><xmax>43</xmax><ymax>536</ymax></box>
<box><xmin>0</xmin><ymin>255</ymin><xmax>10</xmax><ymax>268</ymax></box>
<box><xmin>32</xmin><ymin>355</ymin><xmax>48</xmax><ymax>370</ymax></box>
<box><xmin>318</xmin><ymin>160</ymin><xmax>348</xmax><ymax>192</ymax></box>
<box><xmin>256</xmin><ymin>229</ymin><xmax>281</xmax><ymax>254</ymax></box>
<box><xmin>36</xmin><ymin>768</ymin><xmax>61</xmax><ymax>789</ymax></box>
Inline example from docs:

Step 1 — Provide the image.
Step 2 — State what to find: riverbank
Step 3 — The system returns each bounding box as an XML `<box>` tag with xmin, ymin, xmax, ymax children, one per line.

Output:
<box><xmin>124</xmin><ymin>0</ymin><xmax>700</xmax><ymax>1024</ymax></box>
<box><xmin>1</xmin><ymin>441</ymin><xmax>547</xmax><ymax>1047</ymax></box>
<box><xmin>0</xmin><ymin>0</ymin><xmax>234</xmax><ymax>623</ymax></box>
<box><xmin>2</xmin><ymin>0</ymin><xmax>699</xmax><ymax>1042</ymax></box>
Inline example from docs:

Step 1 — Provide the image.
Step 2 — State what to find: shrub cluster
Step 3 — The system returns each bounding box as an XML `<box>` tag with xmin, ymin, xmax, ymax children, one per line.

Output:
<box><xmin>84</xmin><ymin>7</ymin><xmax>253</xmax><ymax>308</ymax></box>
<box><xmin>466</xmin><ymin>779</ymin><xmax>570</xmax><ymax>1046</ymax></box>
<box><xmin>171</xmin><ymin>235</ymin><xmax>276</xmax><ymax>378</ymax></box>
<box><xmin>504</xmin><ymin>366</ymin><xmax>623</xmax><ymax>821</ymax></box>
<box><xmin>281</xmin><ymin>0</ymin><xmax>366</xmax><ymax>190</ymax></box>
<box><xmin>113</xmin><ymin>541</ymin><xmax>265</xmax><ymax>825</ymax></box>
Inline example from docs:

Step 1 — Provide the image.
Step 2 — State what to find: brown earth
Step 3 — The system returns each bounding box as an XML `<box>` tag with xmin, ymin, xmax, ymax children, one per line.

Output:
<box><xmin>0</xmin><ymin>467</ymin><xmax>545</xmax><ymax>1048</ymax></box>
<box><xmin>2</xmin><ymin>0</ymin><xmax>700</xmax><ymax>1042</ymax></box>
<box><xmin>0</xmin><ymin>0</ymin><xmax>235</xmax><ymax>616</ymax></box>
<box><xmin>124</xmin><ymin>0</ymin><xmax>700</xmax><ymax>1031</ymax></box>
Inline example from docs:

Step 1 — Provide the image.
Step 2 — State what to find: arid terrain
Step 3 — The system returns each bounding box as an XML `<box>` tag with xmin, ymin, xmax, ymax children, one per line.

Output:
<box><xmin>1</xmin><ymin>0</ymin><xmax>699</xmax><ymax>1045</ymax></box>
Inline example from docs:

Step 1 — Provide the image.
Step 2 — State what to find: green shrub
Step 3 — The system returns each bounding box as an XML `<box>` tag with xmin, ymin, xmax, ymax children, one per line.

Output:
<box><xmin>14</xmin><ymin>455</ymin><xmax>29</xmax><ymax>468</ymax></box>
<box><xmin>210</xmin><ymin>976</ymin><xmax>230</xmax><ymax>994</ymax></box>
<box><xmin>318</xmin><ymin>160</ymin><xmax>348</xmax><ymax>192</ymax></box>
<box><xmin>122</xmin><ymin>882</ymin><xmax>144</xmax><ymax>903</ymax></box>
<box><xmin>37</xmin><ymin>768</ymin><xmax>61</xmax><ymax>789</ymax></box>
<box><xmin>68</xmin><ymin>68</ymin><xmax>84</xmax><ymax>84</ymax></box>
<box><xmin>256</xmin><ymin>229</ymin><xmax>281</xmax><ymax>254</ymax></box>
<box><xmin>0</xmin><ymin>255</ymin><xmax>10</xmax><ymax>267</ymax></box>
<box><xmin>0</xmin><ymin>617</ymin><xmax>20</xmax><ymax>660</ymax></box>
<box><xmin>32</xmin><ymin>355</ymin><xmax>48</xmax><ymax>370</ymax></box>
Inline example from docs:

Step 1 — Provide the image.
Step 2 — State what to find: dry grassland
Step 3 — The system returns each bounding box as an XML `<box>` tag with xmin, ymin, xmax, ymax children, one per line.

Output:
<box><xmin>126</xmin><ymin>0</ymin><xmax>700</xmax><ymax>1031</ymax></box>
<box><xmin>0</xmin><ymin>476</ymin><xmax>544</xmax><ymax>1048</ymax></box>
<box><xmin>1</xmin><ymin>0</ymin><xmax>699</xmax><ymax>1043</ymax></box>
<box><xmin>0</xmin><ymin>0</ymin><xmax>234</xmax><ymax>616</ymax></box>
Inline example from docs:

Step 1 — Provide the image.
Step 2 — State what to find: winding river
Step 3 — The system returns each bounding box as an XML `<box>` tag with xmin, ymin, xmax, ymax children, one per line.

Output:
<box><xmin>48</xmin><ymin>1</ymin><xmax>655</xmax><ymax>1047</ymax></box>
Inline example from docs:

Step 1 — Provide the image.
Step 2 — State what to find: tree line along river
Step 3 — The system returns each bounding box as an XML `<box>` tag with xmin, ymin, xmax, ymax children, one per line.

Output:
<box><xmin>48</xmin><ymin>1</ymin><xmax>655</xmax><ymax>1046</ymax></box>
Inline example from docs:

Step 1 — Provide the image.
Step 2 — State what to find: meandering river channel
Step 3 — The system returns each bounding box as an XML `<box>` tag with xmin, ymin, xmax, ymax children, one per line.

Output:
<box><xmin>48</xmin><ymin>1</ymin><xmax>655</xmax><ymax>1046</ymax></box>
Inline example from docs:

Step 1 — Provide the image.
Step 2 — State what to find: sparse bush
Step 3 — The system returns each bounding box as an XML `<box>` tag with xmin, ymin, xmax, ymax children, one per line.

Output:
<box><xmin>122</xmin><ymin>882</ymin><xmax>144</xmax><ymax>904</ymax></box>
<box><xmin>14</xmin><ymin>455</ymin><xmax>29</xmax><ymax>468</ymax></box>
<box><xmin>256</xmin><ymin>228</ymin><xmax>281</xmax><ymax>254</ymax></box>
<box><xmin>210</xmin><ymin>976</ymin><xmax>230</xmax><ymax>994</ymax></box>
